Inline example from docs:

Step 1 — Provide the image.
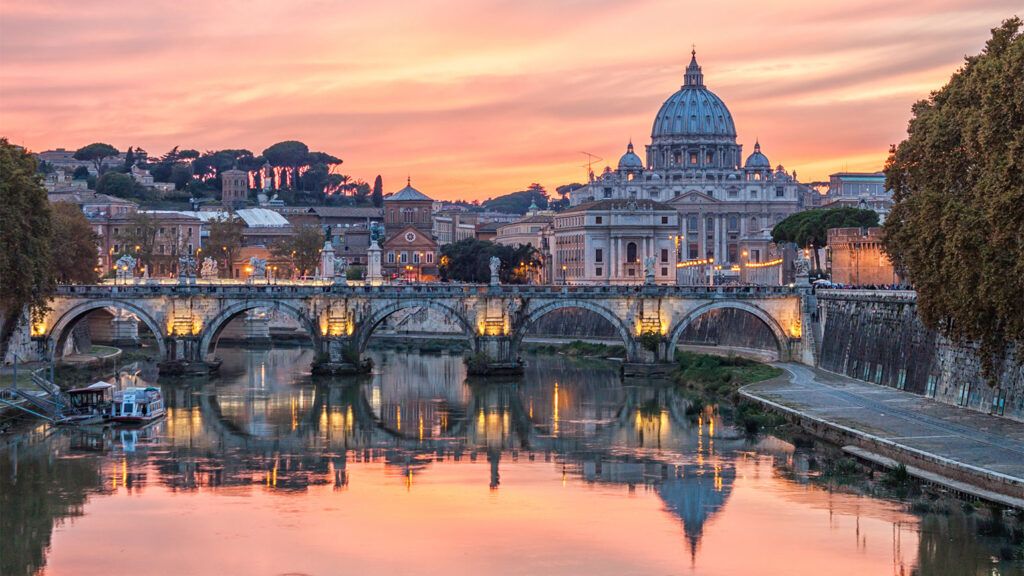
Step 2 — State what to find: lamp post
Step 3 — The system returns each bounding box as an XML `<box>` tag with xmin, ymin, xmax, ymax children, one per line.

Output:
<box><xmin>561</xmin><ymin>264</ymin><xmax>567</xmax><ymax>286</ymax></box>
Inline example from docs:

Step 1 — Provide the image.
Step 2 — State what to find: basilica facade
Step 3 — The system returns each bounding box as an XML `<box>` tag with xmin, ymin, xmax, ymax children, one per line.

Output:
<box><xmin>567</xmin><ymin>51</ymin><xmax>816</xmax><ymax>280</ymax></box>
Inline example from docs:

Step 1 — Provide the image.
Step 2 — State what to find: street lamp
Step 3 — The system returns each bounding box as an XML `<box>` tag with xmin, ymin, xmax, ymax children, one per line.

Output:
<box><xmin>561</xmin><ymin>264</ymin><xmax>567</xmax><ymax>286</ymax></box>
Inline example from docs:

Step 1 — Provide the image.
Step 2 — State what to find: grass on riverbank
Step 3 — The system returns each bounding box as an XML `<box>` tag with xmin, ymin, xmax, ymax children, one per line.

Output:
<box><xmin>673</xmin><ymin>351</ymin><xmax>783</xmax><ymax>397</ymax></box>
<box><xmin>524</xmin><ymin>340</ymin><xmax>626</xmax><ymax>359</ymax></box>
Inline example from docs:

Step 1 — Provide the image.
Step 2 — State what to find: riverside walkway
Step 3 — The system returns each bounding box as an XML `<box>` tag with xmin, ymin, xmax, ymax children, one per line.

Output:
<box><xmin>741</xmin><ymin>363</ymin><xmax>1024</xmax><ymax>504</ymax></box>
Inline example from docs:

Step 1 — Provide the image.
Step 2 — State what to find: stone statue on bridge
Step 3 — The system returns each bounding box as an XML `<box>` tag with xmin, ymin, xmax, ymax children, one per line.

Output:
<box><xmin>643</xmin><ymin>256</ymin><xmax>656</xmax><ymax>285</ymax></box>
<box><xmin>333</xmin><ymin>256</ymin><xmax>348</xmax><ymax>286</ymax></box>
<box><xmin>200</xmin><ymin>257</ymin><xmax>218</xmax><ymax>280</ymax></box>
<box><xmin>178</xmin><ymin>255</ymin><xmax>197</xmax><ymax>282</ymax></box>
<box><xmin>115</xmin><ymin>255</ymin><xmax>136</xmax><ymax>282</ymax></box>
<box><xmin>489</xmin><ymin>256</ymin><xmax>501</xmax><ymax>286</ymax></box>
<box><xmin>249</xmin><ymin>256</ymin><xmax>267</xmax><ymax>281</ymax></box>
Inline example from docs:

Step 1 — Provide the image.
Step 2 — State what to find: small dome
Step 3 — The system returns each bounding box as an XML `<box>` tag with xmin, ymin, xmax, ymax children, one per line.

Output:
<box><xmin>744</xmin><ymin>141</ymin><xmax>770</xmax><ymax>169</ymax></box>
<box><xmin>617</xmin><ymin>141</ymin><xmax>644</xmax><ymax>170</ymax></box>
<box><xmin>387</xmin><ymin>177</ymin><xmax>433</xmax><ymax>201</ymax></box>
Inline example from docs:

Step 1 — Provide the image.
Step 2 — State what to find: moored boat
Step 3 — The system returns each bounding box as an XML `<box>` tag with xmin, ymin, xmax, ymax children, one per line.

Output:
<box><xmin>110</xmin><ymin>386</ymin><xmax>165</xmax><ymax>424</ymax></box>
<box><xmin>59</xmin><ymin>381</ymin><xmax>116</xmax><ymax>425</ymax></box>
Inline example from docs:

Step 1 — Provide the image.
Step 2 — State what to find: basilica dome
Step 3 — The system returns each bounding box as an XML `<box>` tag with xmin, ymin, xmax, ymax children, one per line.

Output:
<box><xmin>617</xmin><ymin>141</ymin><xmax>644</xmax><ymax>170</ymax></box>
<box><xmin>651</xmin><ymin>51</ymin><xmax>736</xmax><ymax>139</ymax></box>
<box><xmin>744</xmin><ymin>141</ymin><xmax>770</xmax><ymax>168</ymax></box>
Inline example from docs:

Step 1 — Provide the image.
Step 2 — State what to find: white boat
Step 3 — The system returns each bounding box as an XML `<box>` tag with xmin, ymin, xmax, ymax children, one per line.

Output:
<box><xmin>110</xmin><ymin>386</ymin><xmax>165</xmax><ymax>424</ymax></box>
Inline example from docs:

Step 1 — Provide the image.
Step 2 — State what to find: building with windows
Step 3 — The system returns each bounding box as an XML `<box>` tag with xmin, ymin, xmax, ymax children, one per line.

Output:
<box><xmin>552</xmin><ymin>199</ymin><xmax>678</xmax><ymax>285</ymax></box>
<box><xmin>827</xmin><ymin>227</ymin><xmax>902</xmax><ymax>286</ymax></box>
<box><xmin>823</xmin><ymin>172</ymin><xmax>893</xmax><ymax>223</ymax></box>
<box><xmin>382</xmin><ymin>180</ymin><xmax>438</xmax><ymax>280</ymax></box>
<box><xmin>569</xmin><ymin>51</ymin><xmax>815</xmax><ymax>275</ymax></box>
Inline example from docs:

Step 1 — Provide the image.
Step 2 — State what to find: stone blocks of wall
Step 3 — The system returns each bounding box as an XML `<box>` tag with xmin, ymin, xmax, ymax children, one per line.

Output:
<box><xmin>817</xmin><ymin>294</ymin><xmax>1023</xmax><ymax>421</ymax></box>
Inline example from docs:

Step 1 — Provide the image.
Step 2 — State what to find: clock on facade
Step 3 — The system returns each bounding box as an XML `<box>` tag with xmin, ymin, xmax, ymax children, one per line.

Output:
<box><xmin>404</xmin><ymin>232</ymin><xmax>416</xmax><ymax>243</ymax></box>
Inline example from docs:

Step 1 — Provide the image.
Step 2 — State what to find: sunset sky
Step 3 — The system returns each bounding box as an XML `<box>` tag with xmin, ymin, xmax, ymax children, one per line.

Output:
<box><xmin>0</xmin><ymin>0</ymin><xmax>1018</xmax><ymax>201</ymax></box>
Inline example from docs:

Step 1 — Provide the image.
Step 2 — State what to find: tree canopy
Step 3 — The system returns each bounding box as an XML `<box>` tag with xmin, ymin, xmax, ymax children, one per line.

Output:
<box><xmin>50</xmin><ymin>202</ymin><xmax>99</xmax><ymax>284</ymax></box>
<box><xmin>206</xmin><ymin>215</ymin><xmax>245</xmax><ymax>273</ymax></box>
<box><xmin>73</xmin><ymin>142</ymin><xmax>119</xmax><ymax>174</ymax></box>
<box><xmin>96</xmin><ymin>171</ymin><xmax>138</xmax><ymax>199</ymax></box>
<box><xmin>482</xmin><ymin>184</ymin><xmax>549</xmax><ymax>214</ymax></box>
<box><xmin>271</xmin><ymin>224</ymin><xmax>324</xmax><ymax>277</ymax></box>
<box><xmin>0</xmin><ymin>139</ymin><xmax>54</xmax><ymax>347</ymax></box>
<box><xmin>883</xmin><ymin>17</ymin><xmax>1024</xmax><ymax>381</ymax></box>
<box><xmin>439</xmin><ymin>239</ymin><xmax>541</xmax><ymax>284</ymax></box>
<box><xmin>372</xmin><ymin>175</ymin><xmax>383</xmax><ymax>207</ymax></box>
<box><xmin>771</xmin><ymin>207</ymin><xmax>879</xmax><ymax>270</ymax></box>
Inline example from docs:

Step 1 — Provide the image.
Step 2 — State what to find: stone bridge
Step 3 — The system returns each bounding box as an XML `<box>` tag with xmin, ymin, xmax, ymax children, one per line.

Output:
<box><xmin>34</xmin><ymin>283</ymin><xmax>813</xmax><ymax>374</ymax></box>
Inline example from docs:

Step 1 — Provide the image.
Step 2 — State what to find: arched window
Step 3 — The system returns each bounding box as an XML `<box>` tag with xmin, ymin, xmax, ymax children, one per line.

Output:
<box><xmin>626</xmin><ymin>242</ymin><xmax>638</xmax><ymax>263</ymax></box>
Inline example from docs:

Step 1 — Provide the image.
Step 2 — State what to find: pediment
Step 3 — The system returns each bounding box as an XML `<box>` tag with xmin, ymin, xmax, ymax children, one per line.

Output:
<box><xmin>668</xmin><ymin>190</ymin><xmax>719</xmax><ymax>205</ymax></box>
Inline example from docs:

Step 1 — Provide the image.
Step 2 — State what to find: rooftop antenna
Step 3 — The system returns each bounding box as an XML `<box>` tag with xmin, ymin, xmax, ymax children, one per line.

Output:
<box><xmin>580</xmin><ymin>151</ymin><xmax>603</xmax><ymax>182</ymax></box>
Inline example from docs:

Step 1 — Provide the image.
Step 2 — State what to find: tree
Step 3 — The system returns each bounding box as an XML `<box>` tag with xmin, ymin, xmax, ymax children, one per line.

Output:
<box><xmin>372</xmin><ymin>175</ymin><xmax>383</xmax><ymax>207</ymax></box>
<box><xmin>123</xmin><ymin>146</ymin><xmax>136</xmax><ymax>170</ymax></box>
<box><xmin>351</xmin><ymin>180</ymin><xmax>371</xmax><ymax>205</ymax></box>
<box><xmin>883</xmin><ymin>17</ymin><xmax>1024</xmax><ymax>383</ymax></box>
<box><xmin>50</xmin><ymin>203</ymin><xmax>99</xmax><ymax>284</ymax></box>
<box><xmin>73</xmin><ymin>142</ymin><xmax>119</xmax><ymax>174</ymax></box>
<box><xmin>271</xmin><ymin>224</ymin><xmax>324</xmax><ymax>277</ymax></box>
<box><xmin>72</xmin><ymin>166</ymin><xmax>90</xmax><ymax>180</ymax></box>
<box><xmin>0</xmin><ymin>139</ymin><xmax>54</xmax><ymax>352</ymax></box>
<box><xmin>439</xmin><ymin>239</ymin><xmax>541</xmax><ymax>284</ymax></box>
<box><xmin>95</xmin><ymin>171</ymin><xmax>137</xmax><ymax>199</ymax></box>
<box><xmin>192</xmin><ymin>149</ymin><xmax>256</xmax><ymax>189</ymax></box>
<box><xmin>771</xmin><ymin>207</ymin><xmax>879</xmax><ymax>271</ymax></box>
<box><xmin>481</xmin><ymin>186</ymin><xmax>549</xmax><ymax>214</ymax></box>
<box><xmin>263</xmin><ymin>141</ymin><xmax>310</xmax><ymax>190</ymax></box>
<box><xmin>123</xmin><ymin>212</ymin><xmax>159</xmax><ymax>273</ymax></box>
<box><xmin>207</xmin><ymin>215</ymin><xmax>245</xmax><ymax>274</ymax></box>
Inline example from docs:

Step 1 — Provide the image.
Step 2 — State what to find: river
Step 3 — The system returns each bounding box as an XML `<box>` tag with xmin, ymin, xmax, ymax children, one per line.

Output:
<box><xmin>1</xmin><ymin>347</ymin><xmax>1020</xmax><ymax>576</ymax></box>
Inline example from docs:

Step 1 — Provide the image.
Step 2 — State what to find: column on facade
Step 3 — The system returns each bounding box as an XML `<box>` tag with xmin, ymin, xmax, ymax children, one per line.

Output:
<box><xmin>713</xmin><ymin>216</ymin><xmax>722</xmax><ymax>264</ymax></box>
<box><xmin>699</xmin><ymin>215</ymin><xmax>707</xmax><ymax>260</ymax></box>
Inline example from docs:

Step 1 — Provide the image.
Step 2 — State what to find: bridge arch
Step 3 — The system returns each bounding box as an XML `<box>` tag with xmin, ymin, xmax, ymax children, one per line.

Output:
<box><xmin>47</xmin><ymin>299</ymin><xmax>167</xmax><ymax>359</ymax></box>
<box><xmin>666</xmin><ymin>301</ymin><xmax>790</xmax><ymax>360</ymax></box>
<box><xmin>198</xmin><ymin>300</ymin><xmax>321</xmax><ymax>360</ymax></box>
<box><xmin>353</xmin><ymin>300</ymin><xmax>477</xmax><ymax>354</ymax></box>
<box><xmin>511</xmin><ymin>300</ymin><xmax>639</xmax><ymax>361</ymax></box>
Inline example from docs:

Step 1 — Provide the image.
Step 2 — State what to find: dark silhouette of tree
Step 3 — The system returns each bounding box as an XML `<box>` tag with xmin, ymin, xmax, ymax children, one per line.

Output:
<box><xmin>884</xmin><ymin>17</ymin><xmax>1024</xmax><ymax>383</ymax></box>
<box><xmin>0</xmin><ymin>139</ymin><xmax>53</xmax><ymax>353</ymax></box>
<box><xmin>439</xmin><ymin>239</ymin><xmax>541</xmax><ymax>283</ymax></box>
<box><xmin>771</xmin><ymin>207</ymin><xmax>878</xmax><ymax>271</ymax></box>
<box><xmin>481</xmin><ymin>185</ymin><xmax>549</xmax><ymax>214</ymax></box>
<box><xmin>271</xmin><ymin>224</ymin><xmax>324</xmax><ymax>277</ymax></box>
<box><xmin>95</xmin><ymin>171</ymin><xmax>137</xmax><ymax>199</ymax></box>
<box><xmin>73</xmin><ymin>142</ymin><xmax>119</xmax><ymax>174</ymax></box>
<box><xmin>207</xmin><ymin>215</ymin><xmax>245</xmax><ymax>274</ymax></box>
<box><xmin>50</xmin><ymin>202</ymin><xmax>99</xmax><ymax>284</ymax></box>
<box><xmin>372</xmin><ymin>175</ymin><xmax>383</xmax><ymax>207</ymax></box>
<box><xmin>123</xmin><ymin>146</ymin><xmax>136</xmax><ymax>170</ymax></box>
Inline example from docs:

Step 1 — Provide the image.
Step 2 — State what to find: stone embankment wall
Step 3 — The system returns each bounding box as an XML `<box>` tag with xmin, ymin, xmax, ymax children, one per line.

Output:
<box><xmin>816</xmin><ymin>291</ymin><xmax>1023</xmax><ymax>422</ymax></box>
<box><xmin>1</xmin><ymin>309</ymin><xmax>43</xmax><ymax>365</ymax></box>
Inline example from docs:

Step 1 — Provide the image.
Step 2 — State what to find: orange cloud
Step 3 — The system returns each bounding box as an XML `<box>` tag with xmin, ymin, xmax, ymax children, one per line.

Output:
<box><xmin>1</xmin><ymin>0</ymin><xmax>1018</xmax><ymax>200</ymax></box>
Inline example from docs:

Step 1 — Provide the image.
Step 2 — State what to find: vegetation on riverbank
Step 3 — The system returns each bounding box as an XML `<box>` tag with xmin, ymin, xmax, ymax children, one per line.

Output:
<box><xmin>671</xmin><ymin>351</ymin><xmax>785</xmax><ymax>434</ymax></box>
<box><xmin>523</xmin><ymin>340</ymin><xmax>626</xmax><ymax>359</ymax></box>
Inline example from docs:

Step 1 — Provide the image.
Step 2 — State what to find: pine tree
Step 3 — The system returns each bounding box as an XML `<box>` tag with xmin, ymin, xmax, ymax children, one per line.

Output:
<box><xmin>372</xmin><ymin>175</ymin><xmax>383</xmax><ymax>207</ymax></box>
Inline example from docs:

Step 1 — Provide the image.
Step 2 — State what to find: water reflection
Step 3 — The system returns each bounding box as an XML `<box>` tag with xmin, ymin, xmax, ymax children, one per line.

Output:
<box><xmin>1</xmin><ymin>347</ymin><xmax>1020</xmax><ymax>576</ymax></box>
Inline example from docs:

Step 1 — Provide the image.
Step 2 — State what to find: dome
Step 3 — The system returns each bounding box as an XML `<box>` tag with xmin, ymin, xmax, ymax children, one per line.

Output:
<box><xmin>387</xmin><ymin>177</ymin><xmax>432</xmax><ymax>201</ymax></box>
<box><xmin>744</xmin><ymin>141</ymin><xmax>770</xmax><ymax>168</ymax></box>
<box><xmin>617</xmin><ymin>141</ymin><xmax>644</xmax><ymax>170</ymax></box>
<box><xmin>651</xmin><ymin>51</ymin><xmax>737</xmax><ymax>139</ymax></box>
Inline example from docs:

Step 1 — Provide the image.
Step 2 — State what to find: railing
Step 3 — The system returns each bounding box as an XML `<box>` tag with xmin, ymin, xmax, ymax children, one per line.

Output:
<box><xmin>816</xmin><ymin>288</ymin><xmax>917</xmax><ymax>301</ymax></box>
<box><xmin>55</xmin><ymin>282</ymin><xmax>803</xmax><ymax>298</ymax></box>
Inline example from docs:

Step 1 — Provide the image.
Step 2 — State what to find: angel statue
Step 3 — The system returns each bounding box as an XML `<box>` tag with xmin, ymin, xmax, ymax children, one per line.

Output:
<box><xmin>200</xmin><ymin>257</ymin><xmax>219</xmax><ymax>279</ymax></box>
<box><xmin>489</xmin><ymin>256</ymin><xmax>501</xmax><ymax>285</ymax></box>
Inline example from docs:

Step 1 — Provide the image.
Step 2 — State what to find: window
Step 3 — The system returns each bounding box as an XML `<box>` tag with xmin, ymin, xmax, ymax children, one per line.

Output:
<box><xmin>595</xmin><ymin>267</ymin><xmax>603</xmax><ymax>277</ymax></box>
<box><xmin>728</xmin><ymin>216</ymin><xmax>738</xmax><ymax>231</ymax></box>
<box><xmin>628</xmin><ymin>268</ymin><xmax>635</xmax><ymax>276</ymax></box>
<box><xmin>426</xmin><ymin>253</ymin><xmax>434</xmax><ymax>264</ymax></box>
<box><xmin>688</xmin><ymin>216</ymin><xmax>698</xmax><ymax>229</ymax></box>
<box><xmin>595</xmin><ymin>248</ymin><xmax>603</xmax><ymax>263</ymax></box>
<box><xmin>661</xmin><ymin>249</ymin><xmax>668</xmax><ymax>263</ymax></box>
<box><xmin>688</xmin><ymin>243</ymin><xmax>698</xmax><ymax>259</ymax></box>
<box><xmin>626</xmin><ymin>242</ymin><xmax>638</xmax><ymax>263</ymax></box>
<box><xmin>661</xmin><ymin>216</ymin><xmax>669</xmax><ymax>224</ymax></box>
<box><xmin>114</xmin><ymin>244</ymin><xmax>120</xmax><ymax>253</ymax></box>
<box><xmin>413</xmin><ymin>252</ymin><xmax>420</xmax><ymax>264</ymax></box>
<box><xmin>595</xmin><ymin>216</ymin><xmax>603</xmax><ymax>224</ymax></box>
<box><xmin>705</xmin><ymin>152</ymin><xmax>713</xmax><ymax>164</ymax></box>
<box><xmin>387</xmin><ymin>252</ymin><xmax>395</xmax><ymax>263</ymax></box>
<box><xmin>689</xmin><ymin>152</ymin><xmax>698</xmax><ymax>165</ymax></box>
<box><xmin>661</xmin><ymin>267</ymin><xmax>668</xmax><ymax>276</ymax></box>
<box><xmin>400</xmin><ymin>252</ymin><xmax>408</xmax><ymax>263</ymax></box>
<box><xmin>775</xmin><ymin>186</ymin><xmax>784</xmax><ymax>197</ymax></box>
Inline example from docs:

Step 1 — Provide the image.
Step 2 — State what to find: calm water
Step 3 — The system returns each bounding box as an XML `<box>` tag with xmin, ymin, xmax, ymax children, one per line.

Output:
<box><xmin>1</xmin><ymin>347</ymin><xmax>1020</xmax><ymax>576</ymax></box>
